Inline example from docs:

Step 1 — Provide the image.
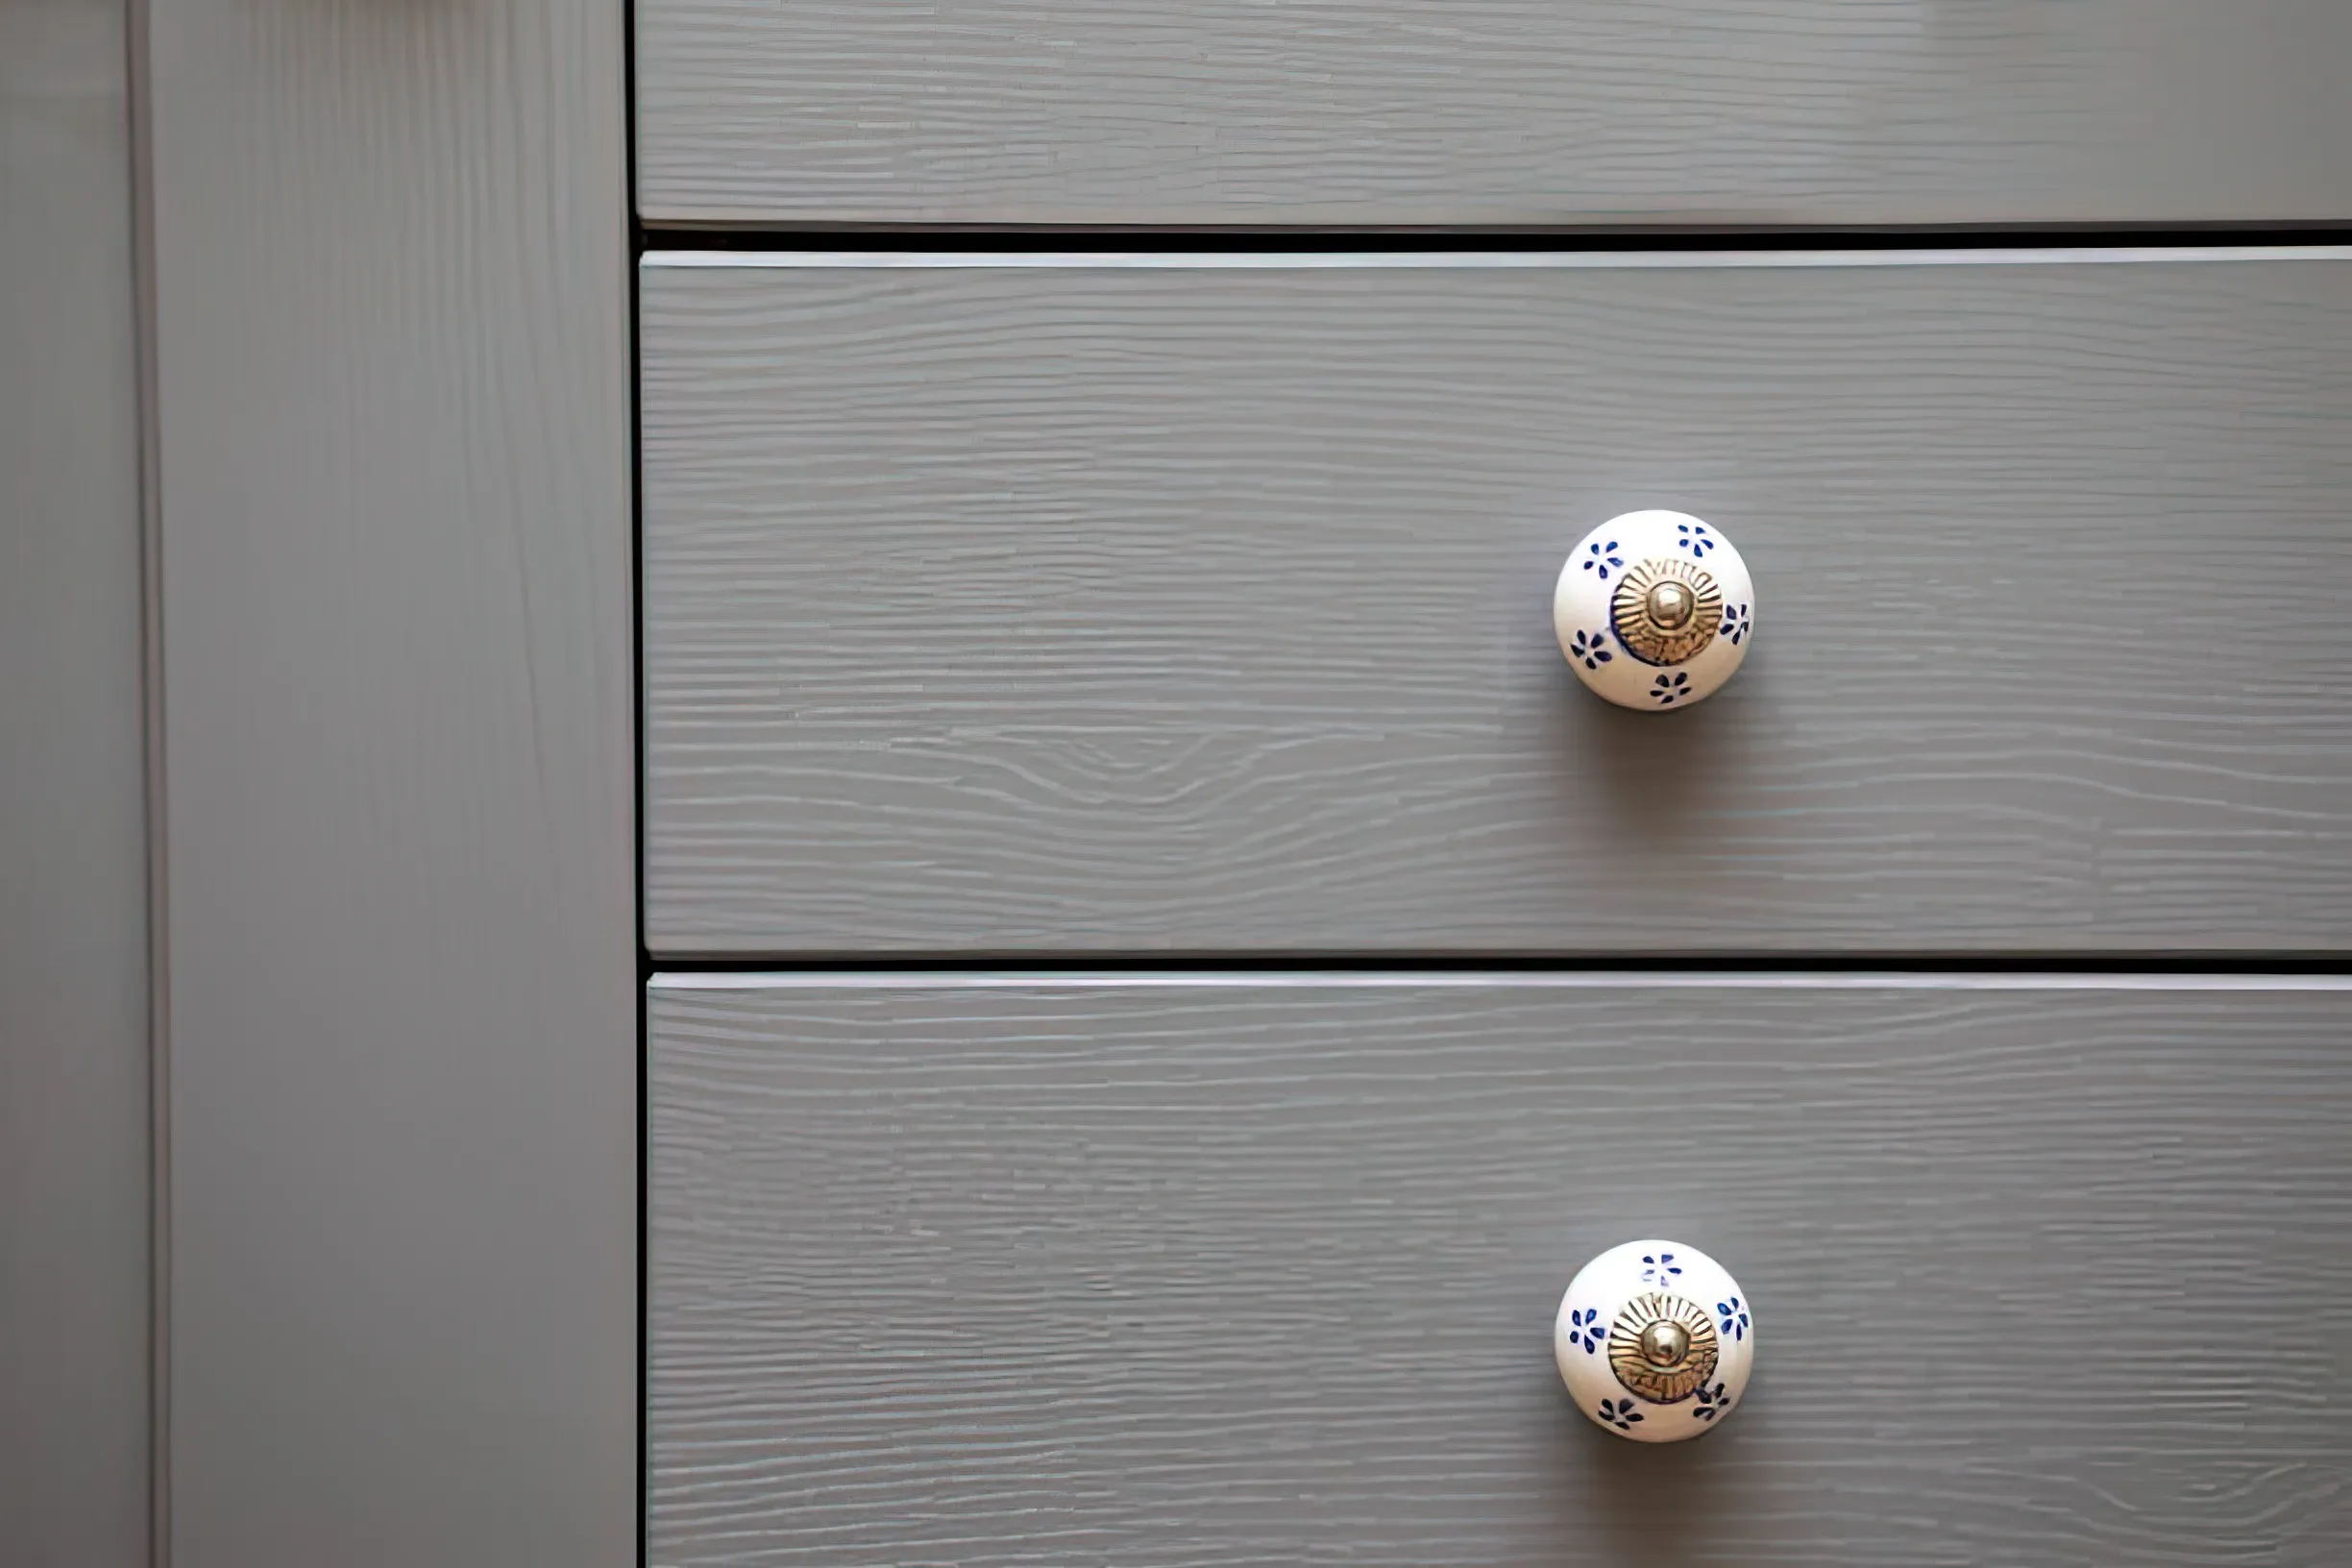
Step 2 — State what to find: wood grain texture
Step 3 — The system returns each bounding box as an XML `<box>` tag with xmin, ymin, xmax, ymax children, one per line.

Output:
<box><xmin>635</xmin><ymin>0</ymin><xmax>2352</xmax><ymax>225</ymax></box>
<box><xmin>147</xmin><ymin>6</ymin><xmax>636</xmax><ymax>1565</ymax></box>
<box><xmin>642</xmin><ymin>255</ymin><xmax>2352</xmax><ymax>954</ymax></box>
<box><xmin>649</xmin><ymin>976</ymin><xmax>2352</xmax><ymax>1567</ymax></box>
<box><xmin>0</xmin><ymin>5</ymin><xmax>150</xmax><ymax>1564</ymax></box>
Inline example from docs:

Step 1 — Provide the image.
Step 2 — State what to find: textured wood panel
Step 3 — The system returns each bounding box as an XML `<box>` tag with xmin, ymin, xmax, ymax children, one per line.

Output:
<box><xmin>0</xmin><ymin>5</ymin><xmax>150</xmax><ymax>1564</ymax></box>
<box><xmin>635</xmin><ymin>1</ymin><xmax>2352</xmax><ymax>225</ymax></box>
<box><xmin>148</xmin><ymin>6</ymin><xmax>636</xmax><ymax>1565</ymax></box>
<box><xmin>649</xmin><ymin>975</ymin><xmax>2352</xmax><ymax>1566</ymax></box>
<box><xmin>642</xmin><ymin>254</ymin><xmax>2352</xmax><ymax>954</ymax></box>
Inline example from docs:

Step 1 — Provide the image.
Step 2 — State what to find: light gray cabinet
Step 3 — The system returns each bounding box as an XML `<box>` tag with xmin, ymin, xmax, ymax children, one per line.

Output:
<box><xmin>649</xmin><ymin>975</ymin><xmax>2352</xmax><ymax>1566</ymax></box>
<box><xmin>635</xmin><ymin>0</ymin><xmax>2352</xmax><ymax>226</ymax></box>
<box><xmin>33</xmin><ymin>4</ymin><xmax>2344</xmax><ymax>1566</ymax></box>
<box><xmin>642</xmin><ymin>251</ymin><xmax>2352</xmax><ymax>955</ymax></box>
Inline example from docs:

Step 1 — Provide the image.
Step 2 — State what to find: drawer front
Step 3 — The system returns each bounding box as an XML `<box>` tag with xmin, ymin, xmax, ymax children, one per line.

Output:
<box><xmin>642</xmin><ymin>252</ymin><xmax>2352</xmax><ymax>955</ymax></box>
<box><xmin>636</xmin><ymin>2</ymin><xmax>2352</xmax><ymax>226</ymax></box>
<box><xmin>649</xmin><ymin>975</ymin><xmax>2352</xmax><ymax>1566</ymax></box>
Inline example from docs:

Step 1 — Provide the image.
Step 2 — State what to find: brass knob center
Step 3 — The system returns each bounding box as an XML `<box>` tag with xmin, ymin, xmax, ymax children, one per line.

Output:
<box><xmin>1606</xmin><ymin>1292</ymin><xmax>1720</xmax><ymax>1402</ymax></box>
<box><xmin>1610</xmin><ymin>560</ymin><xmax>1723</xmax><ymax>667</ymax></box>
<box><xmin>1638</xmin><ymin>1319</ymin><xmax>1691</xmax><ymax>1367</ymax></box>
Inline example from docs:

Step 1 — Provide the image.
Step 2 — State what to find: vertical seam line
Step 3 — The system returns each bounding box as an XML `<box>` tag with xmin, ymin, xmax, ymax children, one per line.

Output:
<box><xmin>124</xmin><ymin>0</ymin><xmax>168</xmax><ymax>1561</ymax></box>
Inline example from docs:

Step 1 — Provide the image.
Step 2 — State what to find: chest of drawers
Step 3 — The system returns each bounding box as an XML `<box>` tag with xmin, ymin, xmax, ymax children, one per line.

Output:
<box><xmin>92</xmin><ymin>5</ymin><xmax>2352</xmax><ymax>1565</ymax></box>
<box><xmin>636</xmin><ymin>245</ymin><xmax>2352</xmax><ymax>1560</ymax></box>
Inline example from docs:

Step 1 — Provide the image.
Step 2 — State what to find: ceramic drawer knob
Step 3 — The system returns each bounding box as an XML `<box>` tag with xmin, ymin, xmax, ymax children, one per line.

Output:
<box><xmin>1556</xmin><ymin>1238</ymin><xmax>1753</xmax><ymax>1442</ymax></box>
<box><xmin>1554</xmin><ymin>511</ymin><xmax>1754</xmax><ymax>710</ymax></box>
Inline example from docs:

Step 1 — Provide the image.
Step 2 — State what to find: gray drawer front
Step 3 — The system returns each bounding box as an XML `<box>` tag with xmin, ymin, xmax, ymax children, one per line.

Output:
<box><xmin>649</xmin><ymin>975</ymin><xmax>2352</xmax><ymax>1566</ymax></box>
<box><xmin>642</xmin><ymin>253</ymin><xmax>2352</xmax><ymax>955</ymax></box>
<box><xmin>636</xmin><ymin>2</ymin><xmax>2352</xmax><ymax>226</ymax></box>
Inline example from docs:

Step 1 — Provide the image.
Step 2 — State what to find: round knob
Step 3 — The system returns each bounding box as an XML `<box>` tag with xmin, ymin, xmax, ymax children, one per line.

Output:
<box><xmin>1553</xmin><ymin>511</ymin><xmax>1754</xmax><ymax>710</ymax></box>
<box><xmin>1555</xmin><ymin>1238</ymin><xmax>1753</xmax><ymax>1442</ymax></box>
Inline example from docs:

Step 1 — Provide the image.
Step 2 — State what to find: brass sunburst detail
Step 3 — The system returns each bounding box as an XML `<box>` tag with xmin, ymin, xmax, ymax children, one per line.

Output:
<box><xmin>1610</xmin><ymin>558</ymin><xmax>1723</xmax><ymax>667</ymax></box>
<box><xmin>1606</xmin><ymin>1291</ymin><xmax>1719</xmax><ymax>1404</ymax></box>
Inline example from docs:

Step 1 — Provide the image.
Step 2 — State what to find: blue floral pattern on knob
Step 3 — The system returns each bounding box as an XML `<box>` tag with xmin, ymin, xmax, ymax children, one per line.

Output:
<box><xmin>1558</xmin><ymin>514</ymin><xmax>1754</xmax><ymax>714</ymax></box>
<box><xmin>1716</xmin><ymin>1296</ymin><xmax>1749</xmax><ymax>1342</ymax></box>
<box><xmin>1565</xmin><ymin>1306</ymin><xmax>1605</xmax><ymax>1355</ymax></box>
<box><xmin>1691</xmin><ymin>1381</ymin><xmax>1735</xmax><ymax>1422</ymax></box>
<box><xmin>1568</xmin><ymin>628</ymin><xmax>1614</xmax><ymax>671</ymax></box>
<box><xmin>1639</xmin><ymin>1250</ymin><xmax>1684</xmax><ymax>1285</ymax></box>
<box><xmin>1596</xmin><ymin>1396</ymin><xmax>1645</xmax><ymax>1432</ymax></box>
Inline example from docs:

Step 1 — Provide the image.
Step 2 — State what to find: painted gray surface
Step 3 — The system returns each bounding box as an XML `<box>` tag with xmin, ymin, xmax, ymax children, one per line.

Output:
<box><xmin>642</xmin><ymin>254</ymin><xmax>2352</xmax><ymax>955</ymax></box>
<box><xmin>147</xmin><ymin>5</ymin><xmax>636</xmax><ymax>1565</ymax></box>
<box><xmin>0</xmin><ymin>5</ymin><xmax>151</xmax><ymax>1565</ymax></box>
<box><xmin>635</xmin><ymin>1</ymin><xmax>2352</xmax><ymax>226</ymax></box>
<box><xmin>649</xmin><ymin>975</ymin><xmax>2352</xmax><ymax>1566</ymax></box>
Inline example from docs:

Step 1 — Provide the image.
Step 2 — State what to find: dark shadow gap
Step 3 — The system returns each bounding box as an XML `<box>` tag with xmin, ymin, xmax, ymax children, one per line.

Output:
<box><xmin>644</xmin><ymin>950</ymin><xmax>2352</xmax><ymax>975</ymax></box>
<box><xmin>637</xmin><ymin>221</ymin><xmax>2352</xmax><ymax>255</ymax></box>
<box><xmin>622</xmin><ymin>0</ymin><xmax>650</xmax><ymax>1559</ymax></box>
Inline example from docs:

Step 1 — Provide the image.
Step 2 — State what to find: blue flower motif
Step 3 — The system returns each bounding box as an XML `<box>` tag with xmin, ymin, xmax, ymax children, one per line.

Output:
<box><xmin>1716</xmin><ymin>1296</ymin><xmax>1749</xmax><ymax>1342</ymax></box>
<box><xmin>1565</xmin><ymin>1306</ymin><xmax>1605</xmax><ymax>1355</ymax></box>
<box><xmin>1568</xmin><ymin>627</ymin><xmax>1614</xmax><ymax>671</ymax></box>
<box><xmin>1581</xmin><ymin>539</ymin><xmax>1625</xmax><ymax>581</ymax></box>
<box><xmin>1639</xmin><ymin>1250</ymin><xmax>1684</xmax><ymax>1285</ymax></box>
<box><xmin>1649</xmin><ymin>673</ymin><xmax>1692</xmax><ymax>707</ymax></box>
<box><xmin>1596</xmin><ymin>1396</ymin><xmax>1645</xmax><ymax>1432</ymax></box>
<box><xmin>1719</xmin><ymin>602</ymin><xmax>1751</xmax><ymax>646</ymax></box>
<box><xmin>1691</xmin><ymin>1381</ymin><xmax>1734</xmax><ymax>1422</ymax></box>
<box><xmin>1677</xmin><ymin>522</ymin><xmax>1715</xmax><ymax>557</ymax></box>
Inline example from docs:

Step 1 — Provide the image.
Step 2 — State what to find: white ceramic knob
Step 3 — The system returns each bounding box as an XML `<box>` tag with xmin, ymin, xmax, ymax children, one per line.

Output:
<box><xmin>1553</xmin><ymin>511</ymin><xmax>1754</xmax><ymax>710</ymax></box>
<box><xmin>1556</xmin><ymin>1238</ymin><xmax>1753</xmax><ymax>1442</ymax></box>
